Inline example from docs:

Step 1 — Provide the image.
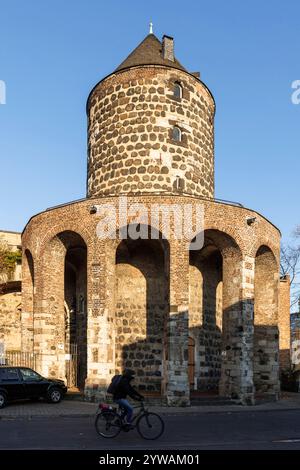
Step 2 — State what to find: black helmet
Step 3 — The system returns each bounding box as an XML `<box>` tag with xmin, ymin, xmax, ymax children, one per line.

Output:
<box><xmin>123</xmin><ymin>368</ymin><xmax>135</xmax><ymax>378</ymax></box>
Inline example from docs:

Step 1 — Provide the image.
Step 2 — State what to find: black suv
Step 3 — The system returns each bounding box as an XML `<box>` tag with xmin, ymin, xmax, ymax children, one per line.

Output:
<box><xmin>0</xmin><ymin>366</ymin><xmax>67</xmax><ymax>408</ymax></box>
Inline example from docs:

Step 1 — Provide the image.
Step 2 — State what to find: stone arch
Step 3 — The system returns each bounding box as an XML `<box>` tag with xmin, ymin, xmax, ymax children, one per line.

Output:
<box><xmin>114</xmin><ymin>224</ymin><xmax>170</xmax><ymax>396</ymax></box>
<box><xmin>38</xmin><ymin>221</ymin><xmax>91</xmax><ymax>259</ymax></box>
<box><xmin>249</xmin><ymin>238</ymin><xmax>279</xmax><ymax>262</ymax></box>
<box><xmin>105</xmin><ymin>218</ymin><xmax>171</xmax><ymax>247</ymax></box>
<box><xmin>189</xmin><ymin>228</ymin><xmax>249</xmax><ymax>399</ymax></box>
<box><xmin>36</xmin><ymin>230</ymin><xmax>87</xmax><ymax>388</ymax></box>
<box><xmin>255</xmin><ymin>245</ymin><xmax>278</xmax><ymax>325</ymax></box>
<box><xmin>254</xmin><ymin>245</ymin><xmax>279</xmax><ymax>397</ymax></box>
<box><xmin>203</xmin><ymin>222</ymin><xmax>246</xmax><ymax>256</ymax></box>
<box><xmin>189</xmin><ymin>246</ymin><xmax>223</xmax><ymax>392</ymax></box>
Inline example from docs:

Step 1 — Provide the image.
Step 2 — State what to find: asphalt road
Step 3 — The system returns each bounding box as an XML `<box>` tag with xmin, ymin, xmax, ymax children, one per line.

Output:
<box><xmin>1</xmin><ymin>409</ymin><xmax>300</xmax><ymax>450</ymax></box>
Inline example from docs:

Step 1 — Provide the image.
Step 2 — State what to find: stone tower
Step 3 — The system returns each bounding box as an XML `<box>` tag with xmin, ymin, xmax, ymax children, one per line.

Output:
<box><xmin>87</xmin><ymin>33</ymin><xmax>215</xmax><ymax>199</ymax></box>
<box><xmin>21</xmin><ymin>31</ymin><xmax>284</xmax><ymax>406</ymax></box>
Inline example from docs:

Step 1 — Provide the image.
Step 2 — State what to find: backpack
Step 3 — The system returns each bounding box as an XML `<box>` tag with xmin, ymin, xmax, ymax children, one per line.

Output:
<box><xmin>107</xmin><ymin>374</ymin><xmax>122</xmax><ymax>395</ymax></box>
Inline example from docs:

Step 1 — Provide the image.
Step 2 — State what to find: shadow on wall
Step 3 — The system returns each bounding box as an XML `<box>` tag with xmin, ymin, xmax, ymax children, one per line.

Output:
<box><xmin>89</xmin><ymin>226</ymin><xmax>281</xmax><ymax>403</ymax></box>
<box><xmin>118</xmin><ymin>306</ymin><xmax>281</xmax><ymax>401</ymax></box>
<box><xmin>189</xmin><ymin>247</ymin><xmax>223</xmax><ymax>393</ymax></box>
<box><xmin>280</xmin><ymin>350</ymin><xmax>292</xmax><ymax>371</ymax></box>
<box><xmin>115</xmin><ymin>233</ymin><xmax>170</xmax><ymax>395</ymax></box>
<box><xmin>253</xmin><ymin>324</ymin><xmax>280</xmax><ymax>398</ymax></box>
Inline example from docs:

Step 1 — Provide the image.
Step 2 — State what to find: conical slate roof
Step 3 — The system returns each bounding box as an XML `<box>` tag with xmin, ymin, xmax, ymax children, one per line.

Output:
<box><xmin>115</xmin><ymin>33</ymin><xmax>187</xmax><ymax>72</ymax></box>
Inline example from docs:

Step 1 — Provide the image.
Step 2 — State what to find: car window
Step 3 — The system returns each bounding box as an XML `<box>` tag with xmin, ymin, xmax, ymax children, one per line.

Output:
<box><xmin>0</xmin><ymin>368</ymin><xmax>19</xmax><ymax>381</ymax></box>
<box><xmin>20</xmin><ymin>368</ymin><xmax>41</xmax><ymax>382</ymax></box>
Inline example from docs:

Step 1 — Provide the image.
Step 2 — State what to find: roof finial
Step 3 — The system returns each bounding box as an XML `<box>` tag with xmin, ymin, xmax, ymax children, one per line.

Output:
<box><xmin>149</xmin><ymin>21</ymin><xmax>153</xmax><ymax>34</ymax></box>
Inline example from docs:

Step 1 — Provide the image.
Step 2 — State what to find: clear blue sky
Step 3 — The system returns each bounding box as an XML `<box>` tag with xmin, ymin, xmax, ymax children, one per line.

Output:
<box><xmin>0</xmin><ymin>0</ymin><xmax>299</xmax><ymax>244</ymax></box>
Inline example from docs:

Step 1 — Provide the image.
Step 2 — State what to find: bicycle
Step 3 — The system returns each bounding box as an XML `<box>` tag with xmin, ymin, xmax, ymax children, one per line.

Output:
<box><xmin>95</xmin><ymin>400</ymin><xmax>165</xmax><ymax>440</ymax></box>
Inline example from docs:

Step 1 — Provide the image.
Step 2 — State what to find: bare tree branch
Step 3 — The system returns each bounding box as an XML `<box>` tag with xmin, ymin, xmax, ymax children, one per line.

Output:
<box><xmin>280</xmin><ymin>242</ymin><xmax>300</xmax><ymax>310</ymax></box>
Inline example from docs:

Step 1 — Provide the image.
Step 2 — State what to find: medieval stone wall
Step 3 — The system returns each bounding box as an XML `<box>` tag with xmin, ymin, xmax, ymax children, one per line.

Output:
<box><xmin>21</xmin><ymin>195</ymin><xmax>281</xmax><ymax>404</ymax></box>
<box><xmin>0</xmin><ymin>292</ymin><xmax>22</xmax><ymax>351</ymax></box>
<box><xmin>0</xmin><ymin>231</ymin><xmax>22</xmax><ymax>352</ymax></box>
<box><xmin>87</xmin><ymin>66</ymin><xmax>215</xmax><ymax>198</ymax></box>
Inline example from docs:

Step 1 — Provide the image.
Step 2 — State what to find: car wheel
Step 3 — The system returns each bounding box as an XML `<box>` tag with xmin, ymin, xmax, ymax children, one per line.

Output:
<box><xmin>47</xmin><ymin>387</ymin><xmax>62</xmax><ymax>404</ymax></box>
<box><xmin>0</xmin><ymin>391</ymin><xmax>7</xmax><ymax>409</ymax></box>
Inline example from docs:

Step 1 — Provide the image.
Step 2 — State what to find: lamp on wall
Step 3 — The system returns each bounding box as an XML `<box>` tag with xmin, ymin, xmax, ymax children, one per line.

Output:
<box><xmin>246</xmin><ymin>217</ymin><xmax>257</xmax><ymax>226</ymax></box>
<box><xmin>90</xmin><ymin>205</ymin><xmax>97</xmax><ymax>214</ymax></box>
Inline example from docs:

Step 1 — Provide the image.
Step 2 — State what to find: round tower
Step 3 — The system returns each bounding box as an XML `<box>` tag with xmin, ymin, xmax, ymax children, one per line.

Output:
<box><xmin>86</xmin><ymin>33</ymin><xmax>215</xmax><ymax>199</ymax></box>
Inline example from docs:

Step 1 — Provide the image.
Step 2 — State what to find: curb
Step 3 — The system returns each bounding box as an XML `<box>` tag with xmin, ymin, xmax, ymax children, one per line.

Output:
<box><xmin>0</xmin><ymin>413</ymin><xmax>94</xmax><ymax>420</ymax></box>
<box><xmin>158</xmin><ymin>406</ymin><xmax>300</xmax><ymax>415</ymax></box>
<box><xmin>2</xmin><ymin>406</ymin><xmax>300</xmax><ymax>419</ymax></box>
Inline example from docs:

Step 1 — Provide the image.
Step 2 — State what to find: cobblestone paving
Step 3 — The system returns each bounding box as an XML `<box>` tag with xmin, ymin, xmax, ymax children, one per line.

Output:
<box><xmin>1</xmin><ymin>393</ymin><xmax>300</xmax><ymax>418</ymax></box>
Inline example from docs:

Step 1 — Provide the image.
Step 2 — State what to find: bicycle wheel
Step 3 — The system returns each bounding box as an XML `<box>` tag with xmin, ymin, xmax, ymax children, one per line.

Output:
<box><xmin>95</xmin><ymin>411</ymin><xmax>122</xmax><ymax>438</ymax></box>
<box><xmin>137</xmin><ymin>412</ymin><xmax>165</xmax><ymax>440</ymax></box>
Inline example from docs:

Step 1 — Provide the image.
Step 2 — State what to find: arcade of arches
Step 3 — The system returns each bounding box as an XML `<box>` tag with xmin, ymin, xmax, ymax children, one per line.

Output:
<box><xmin>20</xmin><ymin>215</ymin><xmax>289</xmax><ymax>406</ymax></box>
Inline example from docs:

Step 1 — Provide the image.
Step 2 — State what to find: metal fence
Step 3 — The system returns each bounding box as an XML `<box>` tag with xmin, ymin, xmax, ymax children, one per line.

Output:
<box><xmin>0</xmin><ymin>351</ymin><xmax>37</xmax><ymax>369</ymax></box>
<box><xmin>0</xmin><ymin>346</ymin><xmax>78</xmax><ymax>388</ymax></box>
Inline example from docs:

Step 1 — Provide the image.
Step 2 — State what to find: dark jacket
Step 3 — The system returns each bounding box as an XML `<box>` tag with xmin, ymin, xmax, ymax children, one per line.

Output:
<box><xmin>113</xmin><ymin>376</ymin><xmax>143</xmax><ymax>401</ymax></box>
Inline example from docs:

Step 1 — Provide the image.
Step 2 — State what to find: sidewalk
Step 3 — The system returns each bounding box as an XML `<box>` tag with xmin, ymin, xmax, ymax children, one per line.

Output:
<box><xmin>1</xmin><ymin>392</ymin><xmax>300</xmax><ymax>419</ymax></box>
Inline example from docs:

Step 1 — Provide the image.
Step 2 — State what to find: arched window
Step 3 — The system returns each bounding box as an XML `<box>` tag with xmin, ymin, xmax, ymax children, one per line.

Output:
<box><xmin>174</xmin><ymin>82</ymin><xmax>182</xmax><ymax>99</ymax></box>
<box><xmin>172</xmin><ymin>126</ymin><xmax>182</xmax><ymax>142</ymax></box>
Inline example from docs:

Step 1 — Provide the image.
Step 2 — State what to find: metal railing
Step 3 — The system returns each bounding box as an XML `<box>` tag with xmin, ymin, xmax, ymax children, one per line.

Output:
<box><xmin>0</xmin><ymin>351</ymin><xmax>37</xmax><ymax>368</ymax></box>
<box><xmin>0</xmin><ymin>346</ymin><xmax>79</xmax><ymax>388</ymax></box>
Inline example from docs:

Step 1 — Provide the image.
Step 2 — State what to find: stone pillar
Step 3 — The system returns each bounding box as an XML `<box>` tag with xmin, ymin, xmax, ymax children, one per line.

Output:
<box><xmin>33</xmin><ymin>240</ymin><xmax>66</xmax><ymax>380</ymax></box>
<box><xmin>84</xmin><ymin>241</ymin><xmax>115</xmax><ymax>401</ymax></box>
<box><xmin>165</xmin><ymin>240</ymin><xmax>190</xmax><ymax>406</ymax></box>
<box><xmin>254</xmin><ymin>247</ymin><xmax>280</xmax><ymax>399</ymax></box>
<box><xmin>219</xmin><ymin>253</ymin><xmax>255</xmax><ymax>405</ymax></box>
<box><xmin>21</xmin><ymin>249</ymin><xmax>34</xmax><ymax>352</ymax></box>
<box><xmin>279</xmin><ymin>275</ymin><xmax>291</xmax><ymax>371</ymax></box>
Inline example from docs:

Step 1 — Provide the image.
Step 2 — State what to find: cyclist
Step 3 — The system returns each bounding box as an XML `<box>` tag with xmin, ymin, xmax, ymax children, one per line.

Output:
<box><xmin>113</xmin><ymin>368</ymin><xmax>144</xmax><ymax>428</ymax></box>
